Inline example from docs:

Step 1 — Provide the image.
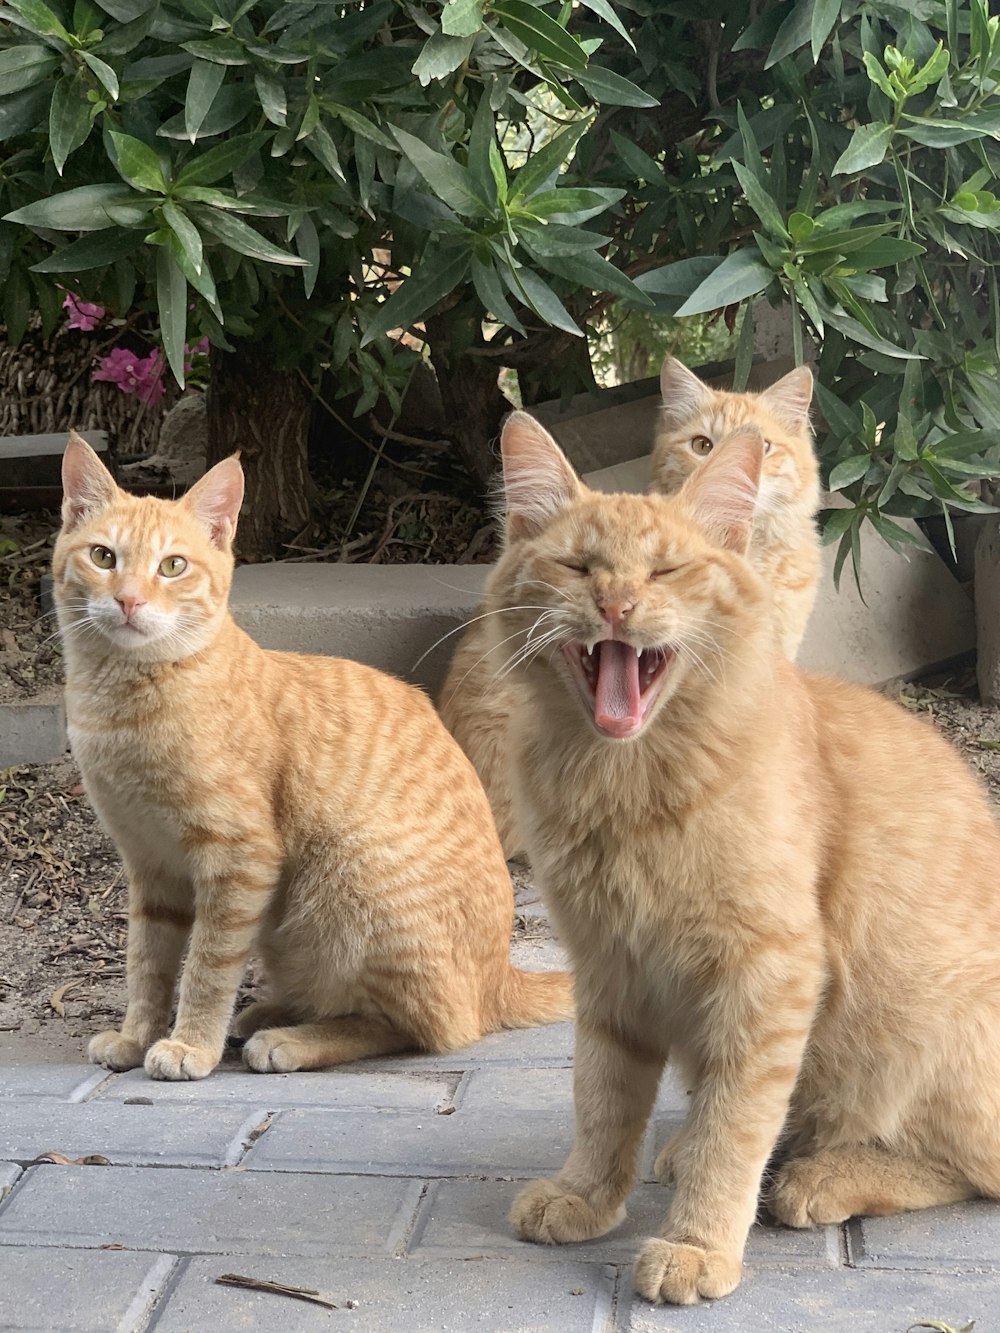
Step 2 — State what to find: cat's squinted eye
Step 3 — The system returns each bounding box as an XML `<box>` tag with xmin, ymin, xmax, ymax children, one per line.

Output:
<box><xmin>559</xmin><ymin>560</ymin><xmax>590</xmax><ymax>575</ymax></box>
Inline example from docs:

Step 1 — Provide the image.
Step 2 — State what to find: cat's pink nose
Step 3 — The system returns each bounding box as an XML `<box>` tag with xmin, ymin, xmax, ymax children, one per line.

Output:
<box><xmin>116</xmin><ymin>595</ymin><xmax>146</xmax><ymax>622</ymax></box>
<box><xmin>599</xmin><ymin>597</ymin><xmax>635</xmax><ymax>626</ymax></box>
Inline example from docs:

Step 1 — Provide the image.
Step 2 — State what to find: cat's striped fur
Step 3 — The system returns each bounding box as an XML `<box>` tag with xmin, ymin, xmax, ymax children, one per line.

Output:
<box><xmin>54</xmin><ymin>435</ymin><xmax>571</xmax><ymax>1081</ymax></box>
<box><xmin>494</xmin><ymin>412</ymin><xmax>1000</xmax><ymax>1305</ymax></box>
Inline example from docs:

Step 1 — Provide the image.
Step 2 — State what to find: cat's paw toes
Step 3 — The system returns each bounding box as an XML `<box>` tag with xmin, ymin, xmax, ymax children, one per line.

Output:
<box><xmin>243</xmin><ymin>1030</ymin><xmax>305</xmax><ymax>1073</ymax></box>
<box><xmin>144</xmin><ymin>1039</ymin><xmax>217</xmax><ymax>1081</ymax></box>
<box><xmin>510</xmin><ymin>1178</ymin><xmax>624</xmax><ymax>1245</ymax></box>
<box><xmin>633</xmin><ymin>1238</ymin><xmax>742</xmax><ymax>1306</ymax></box>
<box><xmin>88</xmin><ymin>1030</ymin><xmax>146</xmax><ymax>1071</ymax></box>
<box><xmin>768</xmin><ymin>1158</ymin><xmax>849</xmax><ymax>1227</ymax></box>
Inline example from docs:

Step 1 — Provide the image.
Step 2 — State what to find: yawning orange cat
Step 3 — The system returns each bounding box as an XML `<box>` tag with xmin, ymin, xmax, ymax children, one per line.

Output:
<box><xmin>439</xmin><ymin>357</ymin><xmax>820</xmax><ymax>859</ymax></box>
<box><xmin>491</xmin><ymin>412</ymin><xmax>1000</xmax><ymax>1306</ymax></box>
<box><xmin>53</xmin><ymin>435</ymin><xmax>571</xmax><ymax>1081</ymax></box>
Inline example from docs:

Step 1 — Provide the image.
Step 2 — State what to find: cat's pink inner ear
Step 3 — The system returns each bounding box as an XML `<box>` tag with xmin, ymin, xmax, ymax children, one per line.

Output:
<box><xmin>182</xmin><ymin>456</ymin><xmax>245</xmax><ymax>548</ymax></box>
<box><xmin>659</xmin><ymin>355</ymin><xmax>712</xmax><ymax>420</ymax></box>
<box><xmin>61</xmin><ymin>431</ymin><xmax>118</xmax><ymax>529</ymax></box>
<box><xmin>680</xmin><ymin>427</ymin><xmax>763</xmax><ymax>553</ymax></box>
<box><xmin>500</xmin><ymin>411</ymin><xmax>582</xmax><ymax>541</ymax></box>
<box><xmin>761</xmin><ymin>365</ymin><xmax>814</xmax><ymax>427</ymax></box>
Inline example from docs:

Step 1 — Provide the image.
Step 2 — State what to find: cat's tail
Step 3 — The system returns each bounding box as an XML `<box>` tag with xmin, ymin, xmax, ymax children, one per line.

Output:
<box><xmin>493</xmin><ymin>966</ymin><xmax>574</xmax><ymax>1030</ymax></box>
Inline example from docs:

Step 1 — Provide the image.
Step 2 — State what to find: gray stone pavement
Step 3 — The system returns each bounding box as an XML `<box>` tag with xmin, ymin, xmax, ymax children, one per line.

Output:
<box><xmin>2</xmin><ymin>1010</ymin><xmax>998</xmax><ymax>1333</ymax></box>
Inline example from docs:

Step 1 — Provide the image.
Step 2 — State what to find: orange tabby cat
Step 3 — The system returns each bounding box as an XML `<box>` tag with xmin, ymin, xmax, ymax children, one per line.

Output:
<box><xmin>53</xmin><ymin>434</ymin><xmax>571</xmax><ymax>1081</ymax></box>
<box><xmin>492</xmin><ymin>411</ymin><xmax>1000</xmax><ymax>1305</ymax></box>
<box><xmin>439</xmin><ymin>356</ymin><xmax>820</xmax><ymax>859</ymax></box>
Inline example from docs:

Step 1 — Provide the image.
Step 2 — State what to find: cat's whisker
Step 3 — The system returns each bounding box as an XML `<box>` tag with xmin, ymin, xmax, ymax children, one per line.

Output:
<box><xmin>410</xmin><ymin>605</ymin><xmax>552</xmax><ymax>673</ymax></box>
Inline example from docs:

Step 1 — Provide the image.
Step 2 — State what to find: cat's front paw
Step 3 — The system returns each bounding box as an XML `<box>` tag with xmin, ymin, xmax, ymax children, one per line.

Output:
<box><xmin>243</xmin><ymin>1029</ymin><xmax>307</xmax><ymax>1073</ymax></box>
<box><xmin>633</xmin><ymin>1238</ymin><xmax>742</xmax><ymax>1305</ymax></box>
<box><xmin>144</xmin><ymin>1038</ymin><xmax>218</xmax><ymax>1081</ymax></box>
<box><xmin>768</xmin><ymin>1157</ymin><xmax>849</xmax><ymax>1227</ymax></box>
<box><xmin>88</xmin><ymin>1030</ymin><xmax>147</xmax><ymax>1071</ymax></box>
<box><xmin>510</xmin><ymin>1178</ymin><xmax>625</xmax><ymax>1245</ymax></box>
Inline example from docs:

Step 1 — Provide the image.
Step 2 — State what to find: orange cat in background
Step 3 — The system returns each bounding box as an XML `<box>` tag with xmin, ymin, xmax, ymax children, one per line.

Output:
<box><xmin>439</xmin><ymin>356</ymin><xmax>820</xmax><ymax>859</ymax></box>
<box><xmin>53</xmin><ymin>435</ymin><xmax>571</xmax><ymax>1082</ymax></box>
<box><xmin>490</xmin><ymin>412</ymin><xmax>1000</xmax><ymax>1305</ymax></box>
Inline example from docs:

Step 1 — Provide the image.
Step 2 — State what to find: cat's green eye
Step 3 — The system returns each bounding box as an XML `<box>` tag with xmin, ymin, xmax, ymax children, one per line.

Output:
<box><xmin>159</xmin><ymin>556</ymin><xmax>187</xmax><ymax>578</ymax></box>
<box><xmin>90</xmin><ymin>545</ymin><xmax>115</xmax><ymax>569</ymax></box>
<box><xmin>690</xmin><ymin>436</ymin><xmax>713</xmax><ymax>457</ymax></box>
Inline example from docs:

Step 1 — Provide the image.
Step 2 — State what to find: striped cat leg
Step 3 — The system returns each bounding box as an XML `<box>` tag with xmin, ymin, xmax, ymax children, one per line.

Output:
<box><xmin>230</xmin><ymin>1000</ymin><xmax>297</xmax><ymax>1040</ymax></box>
<box><xmin>145</xmin><ymin>841</ymin><xmax>280</xmax><ymax>1081</ymax></box>
<box><xmin>511</xmin><ymin>1020</ymin><xmax>665</xmax><ymax>1244</ymax></box>
<box><xmin>88</xmin><ymin>868</ymin><xmax>192</xmax><ymax>1071</ymax></box>
<box><xmin>634</xmin><ymin>962</ymin><xmax>819</xmax><ymax>1305</ymax></box>
<box><xmin>769</xmin><ymin>1144</ymin><xmax>977</xmax><ymax>1226</ymax></box>
<box><xmin>243</xmin><ymin>1017</ymin><xmax>416</xmax><ymax>1072</ymax></box>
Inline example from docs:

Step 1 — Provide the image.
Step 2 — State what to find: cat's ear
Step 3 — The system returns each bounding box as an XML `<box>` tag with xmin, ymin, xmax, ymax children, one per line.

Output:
<box><xmin>761</xmin><ymin>364</ymin><xmax>813</xmax><ymax>429</ymax></box>
<box><xmin>659</xmin><ymin>356</ymin><xmax>712</xmax><ymax>420</ymax></box>
<box><xmin>500</xmin><ymin>411</ymin><xmax>582</xmax><ymax>541</ymax></box>
<box><xmin>62</xmin><ymin>431</ymin><xmax>118</xmax><ymax>529</ymax></box>
<box><xmin>679</xmin><ymin>426</ymin><xmax>763</xmax><ymax>554</ymax></box>
<box><xmin>182</xmin><ymin>456</ymin><xmax>244</xmax><ymax>548</ymax></box>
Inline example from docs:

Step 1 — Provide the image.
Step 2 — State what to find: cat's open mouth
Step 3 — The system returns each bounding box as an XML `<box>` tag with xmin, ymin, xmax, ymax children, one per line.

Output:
<box><xmin>563</xmin><ymin>640</ymin><xmax>675</xmax><ymax>739</ymax></box>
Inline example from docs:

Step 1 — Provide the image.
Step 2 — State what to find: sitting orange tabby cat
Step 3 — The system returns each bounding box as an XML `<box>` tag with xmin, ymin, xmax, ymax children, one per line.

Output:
<box><xmin>53</xmin><ymin>434</ymin><xmax>571</xmax><ymax>1081</ymax></box>
<box><xmin>438</xmin><ymin>356</ymin><xmax>819</xmax><ymax>859</ymax></box>
<box><xmin>492</xmin><ymin>412</ymin><xmax>1000</xmax><ymax>1305</ymax></box>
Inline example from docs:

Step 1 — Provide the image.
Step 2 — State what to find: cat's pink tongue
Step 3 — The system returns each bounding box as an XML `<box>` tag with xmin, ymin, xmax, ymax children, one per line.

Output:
<box><xmin>594</xmin><ymin>640</ymin><xmax>642</xmax><ymax>738</ymax></box>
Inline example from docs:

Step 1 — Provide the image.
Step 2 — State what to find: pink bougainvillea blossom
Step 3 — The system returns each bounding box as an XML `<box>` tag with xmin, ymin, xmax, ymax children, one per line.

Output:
<box><xmin>92</xmin><ymin>348</ymin><xmax>166</xmax><ymax>406</ymax></box>
<box><xmin>62</xmin><ymin>291</ymin><xmax>106</xmax><ymax>332</ymax></box>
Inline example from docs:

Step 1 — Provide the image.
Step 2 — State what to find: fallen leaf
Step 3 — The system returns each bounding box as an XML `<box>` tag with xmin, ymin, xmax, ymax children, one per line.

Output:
<box><xmin>99</xmin><ymin>1244</ymin><xmax>127</xmax><ymax>1251</ymax></box>
<box><xmin>49</xmin><ymin>979</ymin><xmax>83</xmax><ymax>1017</ymax></box>
<box><xmin>214</xmin><ymin>1274</ymin><xmax>337</xmax><ymax>1310</ymax></box>
<box><xmin>32</xmin><ymin>1151</ymin><xmax>110</xmax><ymax>1166</ymax></box>
<box><xmin>908</xmin><ymin>1321</ymin><xmax>976</xmax><ymax>1333</ymax></box>
<box><xmin>435</xmin><ymin>1105</ymin><xmax>456</xmax><ymax>1115</ymax></box>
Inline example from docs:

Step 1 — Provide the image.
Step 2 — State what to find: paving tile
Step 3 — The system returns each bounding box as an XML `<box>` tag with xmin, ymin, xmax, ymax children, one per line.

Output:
<box><xmin>0</xmin><ymin>1165</ymin><xmax>423</xmax><ymax>1257</ymax></box>
<box><xmin>96</xmin><ymin>1065</ymin><xmax>456</xmax><ymax>1111</ymax></box>
<box><xmin>150</xmin><ymin>1256</ymin><xmax>616</xmax><ymax>1333</ymax></box>
<box><xmin>243</xmin><ymin>1107</ymin><xmax>575</xmax><ymax>1178</ymax></box>
<box><xmin>0</xmin><ymin>1163</ymin><xmax>21</xmax><ymax>1196</ymax></box>
<box><xmin>509</xmin><ymin>937</ymin><xmax>571</xmax><ymax>972</ymax></box>
<box><xmin>0</xmin><ymin>1102</ymin><xmax>268</xmax><ymax>1168</ymax></box>
<box><xmin>410</xmin><ymin>1180</ymin><xmax>840</xmax><ymax>1269</ymax></box>
<box><xmin>622</xmin><ymin>1265</ymin><xmax>1000</xmax><ymax>1332</ymax></box>
<box><xmin>0</xmin><ymin>1246</ymin><xmax>175</xmax><ymax>1332</ymax></box>
<box><xmin>457</xmin><ymin>1069</ymin><xmax>691</xmax><ymax>1120</ymax></box>
<box><xmin>0</xmin><ymin>1064</ymin><xmax>111</xmax><ymax>1101</ymax></box>
<box><xmin>365</xmin><ymin>1022</ymin><xmax>576</xmax><ymax>1072</ymax></box>
<box><xmin>851</xmin><ymin>1198</ymin><xmax>1000</xmax><ymax>1270</ymax></box>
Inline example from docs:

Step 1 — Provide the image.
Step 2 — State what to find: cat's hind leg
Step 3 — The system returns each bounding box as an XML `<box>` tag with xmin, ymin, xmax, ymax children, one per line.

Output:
<box><xmin>230</xmin><ymin>1000</ymin><xmax>297</xmax><ymax>1040</ymax></box>
<box><xmin>243</xmin><ymin>1016</ymin><xmax>416</xmax><ymax>1072</ymax></box>
<box><xmin>769</xmin><ymin>1144</ymin><xmax>977</xmax><ymax>1227</ymax></box>
<box><xmin>511</xmin><ymin>1018</ymin><xmax>664</xmax><ymax>1245</ymax></box>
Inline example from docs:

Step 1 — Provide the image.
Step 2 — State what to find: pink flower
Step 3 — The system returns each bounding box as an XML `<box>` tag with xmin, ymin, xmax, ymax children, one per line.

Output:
<box><xmin>62</xmin><ymin>291</ymin><xmax>105</xmax><ymax>332</ymax></box>
<box><xmin>92</xmin><ymin>347</ymin><xmax>166</xmax><ymax>406</ymax></box>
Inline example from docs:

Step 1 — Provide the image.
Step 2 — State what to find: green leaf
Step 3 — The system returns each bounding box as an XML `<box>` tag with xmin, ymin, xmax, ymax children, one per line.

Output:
<box><xmin>862</xmin><ymin>51</ymin><xmax>895</xmax><ymax>101</ymax></box>
<box><xmin>732</xmin><ymin>160</ymin><xmax>790</xmax><ymax>240</ymax></box>
<box><xmin>29</xmin><ymin>227</ymin><xmax>145</xmax><ymax>272</ymax></box>
<box><xmin>533</xmin><ymin>247</ymin><xmax>652</xmax><ymax>306</ymax></box>
<box><xmin>253</xmin><ymin>69</ymin><xmax>286</xmax><ymax>126</ymax></box>
<box><xmin>156</xmin><ymin>242</ymin><xmax>187</xmax><ymax>387</ymax></box>
<box><xmin>832</xmin><ymin>122</ymin><xmax>894</xmax><ymax>175</ymax></box>
<box><xmin>3</xmin><ymin>182</ymin><xmax>154</xmax><ymax>230</ymax></box>
<box><xmin>820</xmin><ymin>506</ymin><xmax>856</xmax><ymax>546</ymax></box>
<box><xmin>173</xmin><ymin>133</ymin><xmax>268</xmax><ymax>188</ymax></box>
<box><xmin>633</xmin><ymin>256</ymin><xmax>721</xmax><ymax>297</ymax></box>
<box><xmin>361</xmin><ymin>248</ymin><xmax>471</xmax><ymax>346</ymax></box>
<box><xmin>765</xmin><ymin>0</ymin><xmax>814</xmax><ymax>68</ymax></box>
<box><xmin>95</xmin><ymin>0</ymin><xmax>156</xmax><ymax>19</ymax></box>
<box><xmin>503</xmin><ymin>261</ymin><xmax>582</xmax><ymax>335</ymax></box>
<box><xmin>441</xmin><ymin>0</ymin><xmax>483</xmax><ymax>38</ymax></box>
<box><xmin>869</xmin><ymin>512</ymin><xmax>933</xmax><ymax>554</ymax></box>
<box><xmin>575</xmin><ymin>0</ymin><xmax>635</xmax><ymax>48</ymax></box>
<box><xmin>49</xmin><ymin>73</ymin><xmax>92</xmax><ymax>176</ymax></box>
<box><xmin>162</xmin><ymin>201</ymin><xmax>202</xmax><ymax>276</ymax></box>
<box><xmin>191</xmin><ymin>205</ymin><xmax>308</xmax><ymax>265</ymax></box>
<box><xmin>675</xmin><ymin>247</ymin><xmax>774</xmax><ymax>317</ymax></box>
<box><xmin>828</xmin><ymin>454</ymin><xmax>872</xmax><ymax>490</ymax></box>
<box><xmin>0</xmin><ymin>44</ymin><xmax>59</xmax><ymax>95</ymax></box>
<box><xmin>508</xmin><ymin>119</ymin><xmax>589</xmax><ymax>203</ymax></box>
<box><xmin>411</xmin><ymin>31</ymin><xmax>474</xmax><ymax>85</ymax></box>
<box><xmin>6</xmin><ymin>0</ymin><xmax>71</xmax><ymax>42</ymax></box>
<box><xmin>468</xmin><ymin>91</ymin><xmax>499</xmax><ymax>211</ymax></box>
<box><xmin>517</xmin><ymin>221</ymin><xmax>606</xmax><ymax>256</ymax></box>
<box><xmin>788</xmin><ymin>211</ymin><xmax>814</xmax><ymax>242</ymax></box>
<box><xmin>293</xmin><ymin>211</ymin><xmax>319</xmax><ymax>298</ymax></box>
<box><xmin>492</xmin><ymin>0</ymin><xmax>588</xmax><ymax>70</ymax></box>
<box><xmin>80</xmin><ymin>51</ymin><xmax>119</xmax><ymax>101</ymax></box>
<box><xmin>3</xmin><ymin>265</ymin><xmax>30</xmax><ymax>346</ymax></box>
<box><xmin>304</xmin><ymin>123</ymin><xmax>345</xmax><ymax>183</ymax></box>
<box><xmin>184</xmin><ymin>58</ymin><xmax>225</xmax><ymax>142</ymax></box>
<box><xmin>180</xmin><ymin>37</ymin><xmax>249</xmax><ymax>66</ymax></box>
<box><xmin>811</xmin><ymin>0</ymin><xmax>840</xmax><ymax>62</ymax></box>
<box><xmin>470</xmin><ymin>255</ymin><xmax>524</xmax><ymax>334</ymax></box>
<box><xmin>525</xmin><ymin>186</ymin><xmax>622</xmax><ymax>223</ymax></box>
<box><xmin>392</xmin><ymin>127</ymin><xmax>487</xmax><ymax>217</ymax></box>
<box><xmin>574</xmin><ymin>65</ymin><xmax>657</xmax><ymax>108</ymax></box>
<box><xmin>109</xmin><ymin>131</ymin><xmax>167</xmax><ymax>193</ymax></box>
<box><xmin>823</xmin><ymin>306</ymin><xmax>923</xmax><ymax>359</ymax></box>
<box><xmin>327</xmin><ymin>103</ymin><xmax>396</xmax><ymax>152</ymax></box>
<box><xmin>845</xmin><ymin>236</ymin><xmax>926</xmax><ymax>268</ymax></box>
